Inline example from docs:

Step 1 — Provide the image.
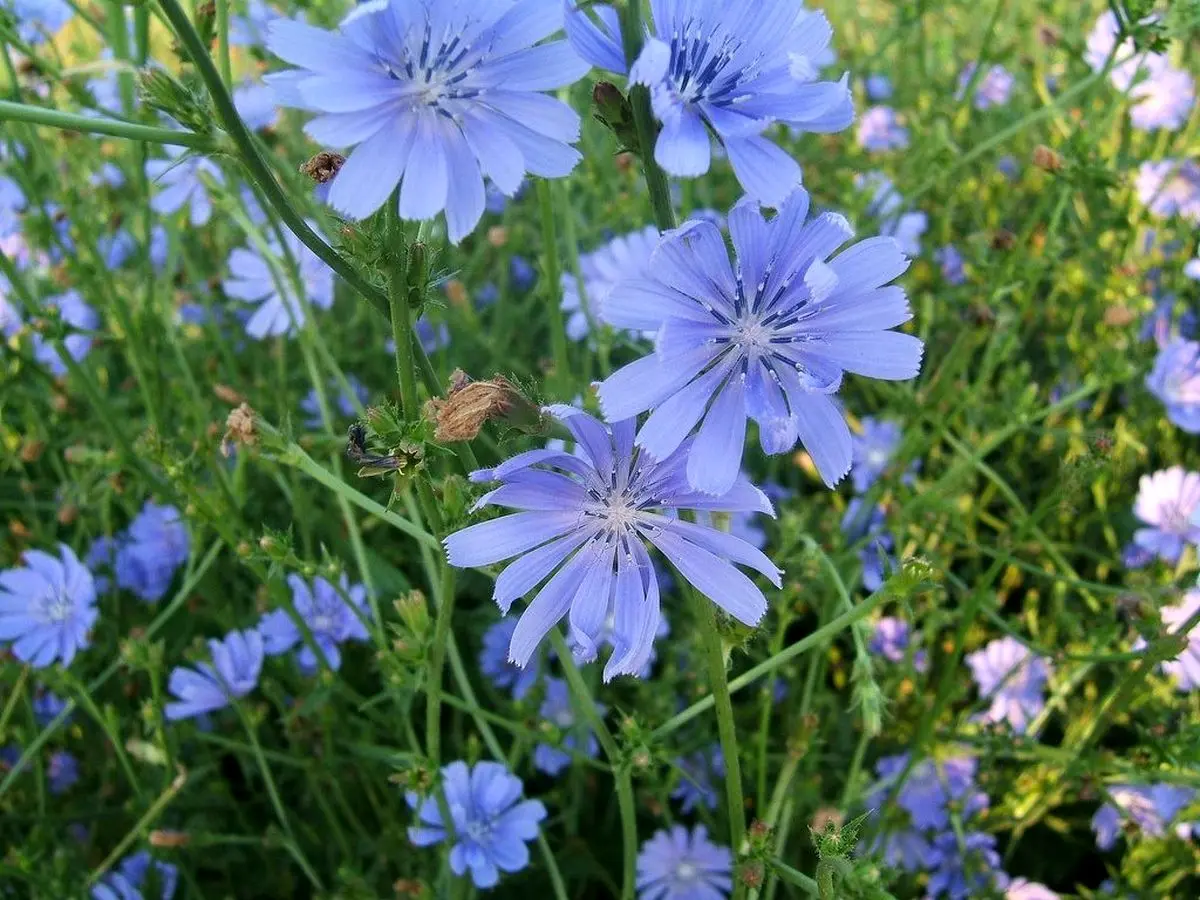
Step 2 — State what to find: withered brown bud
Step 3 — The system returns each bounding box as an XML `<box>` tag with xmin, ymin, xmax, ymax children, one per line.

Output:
<box><xmin>444</xmin><ymin>278</ymin><xmax>468</xmax><ymax>307</ymax></box>
<box><xmin>19</xmin><ymin>440</ymin><xmax>44</xmax><ymax>463</ymax></box>
<box><xmin>213</xmin><ymin>384</ymin><xmax>246</xmax><ymax>405</ymax></box>
<box><xmin>300</xmin><ymin>151</ymin><xmax>346</xmax><ymax>184</ymax></box>
<box><xmin>991</xmin><ymin>229</ymin><xmax>1016</xmax><ymax>250</ymax></box>
<box><xmin>426</xmin><ymin>371</ymin><xmax>542</xmax><ymax>442</ymax></box>
<box><xmin>57</xmin><ymin>504</ymin><xmax>79</xmax><ymax>526</ymax></box>
<box><xmin>1103</xmin><ymin>305</ymin><xmax>1136</xmax><ymax>327</ymax></box>
<box><xmin>149</xmin><ymin>829</ymin><xmax>191</xmax><ymax>848</ymax></box>
<box><xmin>223</xmin><ymin>403</ymin><xmax>257</xmax><ymax>455</ymax></box>
<box><xmin>488</xmin><ymin>226</ymin><xmax>508</xmax><ymax>248</ymax></box>
<box><xmin>1032</xmin><ymin>144</ymin><xmax>1064</xmax><ymax>173</ymax></box>
<box><xmin>737</xmin><ymin>862</ymin><xmax>764</xmax><ymax>889</ymax></box>
<box><xmin>811</xmin><ymin>807</ymin><xmax>845</xmax><ymax>832</ymax></box>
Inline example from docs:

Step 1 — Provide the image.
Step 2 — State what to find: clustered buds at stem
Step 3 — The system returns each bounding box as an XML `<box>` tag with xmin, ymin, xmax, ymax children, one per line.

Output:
<box><xmin>222</xmin><ymin>402</ymin><xmax>257</xmax><ymax>456</ymax></box>
<box><xmin>424</xmin><ymin>370</ymin><xmax>545</xmax><ymax>443</ymax></box>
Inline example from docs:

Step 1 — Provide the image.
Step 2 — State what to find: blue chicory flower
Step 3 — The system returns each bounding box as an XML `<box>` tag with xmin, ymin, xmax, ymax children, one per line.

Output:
<box><xmin>856</xmin><ymin>106</ymin><xmax>908</xmax><ymax>152</ymax></box>
<box><xmin>31</xmin><ymin>290</ymin><xmax>99</xmax><ymax>377</ymax></box>
<box><xmin>1127</xmin><ymin>64</ymin><xmax>1194</xmax><ymax>132</ymax></box>
<box><xmin>868</xmin><ymin>616</ymin><xmax>927</xmax><ymax>672</ymax></box>
<box><xmin>635</xmin><ymin>825</ymin><xmax>733</xmax><ymax>900</ymax></box>
<box><xmin>865</xmin><ymin>73</ymin><xmax>892</xmax><ymax>100</ymax></box>
<box><xmin>925</xmin><ymin>829</ymin><xmax>1007</xmax><ymax>899</ymax></box>
<box><xmin>566</xmin><ymin>0</ymin><xmax>852</xmax><ymax>207</ymax></box>
<box><xmin>164</xmin><ymin>629</ymin><xmax>264</xmax><ymax>721</ymax></box>
<box><xmin>97</xmin><ymin>229</ymin><xmax>137</xmax><ymax>269</ymax></box>
<box><xmin>965</xmin><ymin>636</ymin><xmax>1053</xmax><ymax>734</ymax></box>
<box><xmin>149</xmin><ymin>225</ymin><xmax>170</xmax><ymax>272</ymax></box>
<box><xmin>445</xmin><ymin>406</ymin><xmax>781</xmax><ymax>678</ymax></box>
<box><xmin>1091</xmin><ymin>783</ymin><xmax>1197</xmax><ymax>850</ymax></box>
<box><xmin>233</xmin><ymin>80</ymin><xmax>279</xmax><ymax>131</ymax></box>
<box><xmin>92</xmin><ymin>851</ymin><xmax>178</xmax><ymax>900</ymax></box>
<box><xmin>480</xmin><ymin>617</ymin><xmax>542</xmax><ymax>700</ymax></box>
<box><xmin>1085</xmin><ymin>10</ymin><xmax>1164</xmax><ymax>92</ymax></box>
<box><xmin>265</xmin><ymin>1</ymin><xmax>588</xmax><ymax>243</ymax></box>
<box><xmin>300</xmin><ymin>375</ymin><xmax>369</xmax><ymax>428</ymax></box>
<box><xmin>1146</xmin><ymin>338</ymin><xmax>1200</xmax><ymax>432</ymax></box>
<box><xmin>935</xmin><ymin>244</ymin><xmax>967</xmax><ymax>285</ymax></box>
<box><xmin>407</xmin><ymin>760</ymin><xmax>546</xmax><ymax>889</ymax></box>
<box><xmin>47</xmin><ymin>750</ymin><xmax>79</xmax><ymax>794</ymax></box>
<box><xmin>230</xmin><ymin>0</ymin><xmax>287</xmax><ymax>47</ymax></box>
<box><xmin>0</xmin><ymin>175</ymin><xmax>25</xmax><ymax>236</ymax></box>
<box><xmin>0</xmin><ymin>544</ymin><xmax>98</xmax><ymax>668</ymax></box>
<box><xmin>957</xmin><ymin>63</ymin><xmax>1014</xmax><ymax>109</ymax></box>
<box><xmin>561</xmin><ymin>225</ymin><xmax>658</xmax><ymax>341</ymax></box>
<box><xmin>841</xmin><ymin>499</ymin><xmax>895</xmax><ymax>591</ymax></box>
<box><xmin>856</xmin><ymin>171</ymin><xmax>927</xmax><ymax>256</ymax></box>
<box><xmin>32</xmin><ymin>691</ymin><xmax>70</xmax><ymax>726</ymax></box>
<box><xmin>509</xmin><ymin>255</ymin><xmax>537</xmax><ymax>291</ymax></box>
<box><xmin>1135</xmin><ymin>160</ymin><xmax>1200</xmax><ymax>223</ymax></box>
<box><xmin>224</xmin><ymin>221</ymin><xmax>335</xmax><ymax>339</ymax></box>
<box><xmin>6</xmin><ymin>0</ymin><xmax>73</xmax><ymax>44</ymax></box>
<box><xmin>849</xmin><ymin>416</ymin><xmax>903</xmax><ymax>493</ymax></box>
<box><xmin>596</xmin><ymin>191</ymin><xmax>923</xmax><ymax>493</ymax></box>
<box><xmin>114</xmin><ymin>502</ymin><xmax>190</xmax><ymax>604</ymax></box>
<box><xmin>867</xmin><ymin>753</ymin><xmax>987</xmax><ymax>832</ymax></box>
<box><xmin>1132</xmin><ymin>467</ymin><xmax>1200</xmax><ymax>564</ymax></box>
<box><xmin>1006</xmin><ymin>879</ymin><xmax>1059</xmax><ymax>899</ymax></box>
<box><xmin>1155</xmin><ymin>591</ymin><xmax>1200</xmax><ymax>692</ymax></box>
<box><xmin>671</xmin><ymin>745</ymin><xmax>723</xmax><ymax>814</ymax></box>
<box><xmin>90</xmin><ymin>161</ymin><xmax>126</xmax><ymax>189</ymax></box>
<box><xmin>534</xmin><ymin>677</ymin><xmax>601</xmax><ymax>776</ymax></box>
<box><xmin>258</xmin><ymin>573</ymin><xmax>371</xmax><ymax>674</ymax></box>
<box><xmin>146</xmin><ymin>146</ymin><xmax>223</xmax><ymax>226</ymax></box>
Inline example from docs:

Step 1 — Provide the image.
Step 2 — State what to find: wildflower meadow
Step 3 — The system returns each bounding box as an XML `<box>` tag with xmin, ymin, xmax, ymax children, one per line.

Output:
<box><xmin>2</xmin><ymin>0</ymin><xmax>1200</xmax><ymax>897</ymax></box>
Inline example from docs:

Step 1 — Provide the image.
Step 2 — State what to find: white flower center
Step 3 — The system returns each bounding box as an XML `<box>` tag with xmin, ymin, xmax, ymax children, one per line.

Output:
<box><xmin>311</xmin><ymin>614</ymin><xmax>334</xmax><ymax>634</ymax></box>
<box><xmin>41</xmin><ymin>592</ymin><xmax>73</xmax><ymax>623</ymax></box>
<box><xmin>602</xmin><ymin>494</ymin><xmax>640</xmax><ymax>533</ymax></box>
<box><xmin>734</xmin><ymin>316</ymin><xmax>773</xmax><ymax>352</ymax></box>
<box><xmin>675</xmin><ymin>861</ymin><xmax>698</xmax><ymax>882</ymax></box>
<box><xmin>464</xmin><ymin>819</ymin><xmax>494</xmax><ymax>843</ymax></box>
<box><xmin>867</xmin><ymin>447</ymin><xmax>889</xmax><ymax>469</ymax></box>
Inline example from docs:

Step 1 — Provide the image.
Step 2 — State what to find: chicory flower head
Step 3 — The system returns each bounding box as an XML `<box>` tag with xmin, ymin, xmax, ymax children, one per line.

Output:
<box><xmin>258</xmin><ymin>573</ymin><xmax>371</xmax><ymax>674</ymax></box>
<box><xmin>671</xmin><ymin>745</ymin><xmax>723</xmax><ymax>813</ymax></box>
<box><xmin>1131</xmin><ymin>466</ymin><xmax>1200</xmax><ymax>564</ymax></box>
<box><xmin>957</xmin><ymin>63</ymin><xmax>1014</xmax><ymax>109</ymax></box>
<box><xmin>856</xmin><ymin>171</ymin><xmax>927</xmax><ymax>257</ymax></box>
<box><xmin>868</xmin><ymin>616</ymin><xmax>927</xmax><ymax>671</ymax></box>
<box><xmin>146</xmin><ymin>146</ymin><xmax>223</xmax><ymax>227</ymax></box>
<box><xmin>0</xmin><ymin>544</ymin><xmax>97</xmax><ymax>669</ymax></box>
<box><xmin>865</xmin><ymin>73</ymin><xmax>892</xmax><ymax>100</ymax></box>
<box><xmin>565</xmin><ymin>0</ymin><xmax>853</xmax><ymax>206</ymax></box>
<box><xmin>534</xmin><ymin>677</ymin><xmax>601</xmax><ymax>776</ymax></box>
<box><xmin>635</xmin><ymin>825</ymin><xmax>732</xmax><ymax>900</ymax></box>
<box><xmin>856</xmin><ymin>106</ymin><xmax>908</xmax><ymax>152</ymax></box>
<box><xmin>266</xmin><ymin>0</ymin><xmax>588</xmax><ymax>243</ymax></box>
<box><xmin>1135</xmin><ymin>160</ymin><xmax>1200</xmax><ymax>223</ymax></box>
<box><xmin>561</xmin><ymin>225</ymin><xmax>659</xmax><ymax>342</ymax></box>
<box><xmin>480</xmin><ymin>616</ymin><xmax>541</xmax><ymax>699</ymax></box>
<box><xmin>867</xmin><ymin>753</ymin><xmax>987</xmax><ymax>832</ymax></box>
<box><xmin>445</xmin><ymin>406</ymin><xmax>782</xmax><ymax>680</ymax></box>
<box><xmin>233</xmin><ymin>80</ymin><xmax>280</xmax><ymax>131</ymax></box>
<box><xmin>841</xmin><ymin>499</ymin><xmax>895</xmax><ymax>591</ymax></box>
<box><xmin>300</xmin><ymin>375</ymin><xmax>369</xmax><ymax>428</ymax></box>
<box><xmin>1146</xmin><ymin>338</ymin><xmax>1200</xmax><ymax>432</ymax></box>
<box><xmin>6</xmin><ymin>0</ymin><xmax>73</xmax><ymax>44</ymax></box>
<box><xmin>1155</xmin><ymin>591</ymin><xmax>1200</xmax><ymax>692</ymax></box>
<box><xmin>935</xmin><ymin>244</ymin><xmax>967</xmax><ymax>285</ymax></box>
<box><xmin>91</xmin><ymin>851</ymin><xmax>178</xmax><ymax>900</ymax></box>
<box><xmin>114</xmin><ymin>502</ymin><xmax>190</xmax><ymax>603</ymax></box>
<box><xmin>849</xmin><ymin>416</ymin><xmax>903</xmax><ymax>493</ymax></box>
<box><xmin>1091</xmin><ymin>783</ymin><xmax>1197</xmax><ymax>850</ymax></box>
<box><xmin>965</xmin><ymin>636</ymin><xmax>1052</xmax><ymax>734</ymax></box>
<box><xmin>597</xmin><ymin>191</ymin><xmax>922</xmax><ymax>494</ymax></box>
<box><xmin>224</xmin><ymin>221</ymin><xmax>335</xmax><ymax>339</ymax></box>
<box><xmin>1085</xmin><ymin>10</ymin><xmax>1165</xmax><ymax>92</ymax></box>
<box><xmin>925</xmin><ymin>829</ymin><xmax>1007</xmax><ymax>899</ymax></box>
<box><xmin>31</xmin><ymin>290</ymin><xmax>99</xmax><ymax>377</ymax></box>
<box><xmin>164</xmin><ymin>629</ymin><xmax>264</xmax><ymax>721</ymax></box>
<box><xmin>407</xmin><ymin>760</ymin><xmax>546</xmax><ymax>889</ymax></box>
<box><xmin>1128</xmin><ymin>65</ymin><xmax>1194</xmax><ymax>132</ymax></box>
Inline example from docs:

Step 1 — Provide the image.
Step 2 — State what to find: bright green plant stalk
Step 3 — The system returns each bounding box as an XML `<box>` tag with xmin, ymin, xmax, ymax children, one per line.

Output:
<box><xmin>549</xmin><ymin>631</ymin><xmax>638</xmax><ymax>900</ymax></box>
<box><xmin>537</xmin><ymin>178</ymin><xmax>571</xmax><ymax>386</ymax></box>
<box><xmin>688</xmin><ymin>589</ymin><xmax>747</xmax><ymax>897</ymax></box>
<box><xmin>0</xmin><ymin>100</ymin><xmax>212</xmax><ymax>147</ymax></box>
<box><xmin>216</xmin><ymin>0</ymin><xmax>233</xmax><ymax>86</ymax></box>
<box><xmin>86</xmin><ymin>766</ymin><xmax>187</xmax><ymax>887</ymax></box>
<box><xmin>618</xmin><ymin>1</ymin><xmax>676</xmax><ymax>233</ymax></box>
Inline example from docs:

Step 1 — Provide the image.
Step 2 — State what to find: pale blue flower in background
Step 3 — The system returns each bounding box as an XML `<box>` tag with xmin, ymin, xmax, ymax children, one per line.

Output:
<box><xmin>965</xmin><ymin>636</ymin><xmax>1052</xmax><ymax>734</ymax></box>
<box><xmin>146</xmin><ymin>146</ymin><xmax>223</xmax><ymax>226</ymax></box>
<box><xmin>635</xmin><ymin>825</ymin><xmax>732</xmax><ymax>900</ymax></box>
<box><xmin>1146</xmin><ymin>338</ymin><xmax>1200</xmax><ymax>432</ymax></box>
<box><xmin>224</xmin><ymin>220</ymin><xmax>335</xmax><ymax>339</ymax></box>
<box><xmin>164</xmin><ymin>629</ymin><xmax>264</xmax><ymax>721</ymax></box>
<box><xmin>0</xmin><ymin>544</ymin><xmax>97</xmax><ymax>668</ymax></box>
<box><xmin>1131</xmin><ymin>467</ymin><xmax>1200</xmax><ymax>564</ymax></box>
<box><xmin>31</xmin><ymin>291</ymin><xmax>98</xmax><ymax>376</ymax></box>
<box><xmin>561</xmin><ymin>225</ymin><xmax>658</xmax><ymax>341</ymax></box>
<box><xmin>534</xmin><ymin>677</ymin><xmax>600</xmax><ymax>776</ymax></box>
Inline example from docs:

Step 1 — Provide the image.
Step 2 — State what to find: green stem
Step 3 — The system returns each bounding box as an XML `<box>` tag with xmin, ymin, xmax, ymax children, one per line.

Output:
<box><xmin>618</xmin><ymin>3</ymin><xmax>676</xmax><ymax>232</ymax></box>
<box><xmin>86</xmin><ymin>767</ymin><xmax>187</xmax><ymax>886</ymax></box>
<box><xmin>216</xmin><ymin>0</ymin><xmax>232</xmax><ymax>86</ymax></box>
<box><xmin>549</xmin><ymin>632</ymin><xmax>637</xmax><ymax>900</ymax></box>
<box><xmin>537</xmin><ymin>179</ymin><xmax>571</xmax><ymax>386</ymax></box>
<box><xmin>426</xmin><ymin>566</ymin><xmax>456</xmax><ymax>765</ymax></box>
<box><xmin>768</xmin><ymin>860</ymin><xmax>819</xmax><ymax>896</ymax></box>
<box><xmin>653</xmin><ymin>585</ymin><xmax>897</xmax><ymax>739</ymax></box>
<box><xmin>0</xmin><ymin>100</ymin><xmax>212</xmax><ymax>147</ymax></box>
<box><xmin>388</xmin><ymin>236</ymin><xmax>421</xmax><ymax>418</ymax></box>
<box><xmin>689</xmin><ymin>589</ymin><xmax>746</xmax><ymax>895</ymax></box>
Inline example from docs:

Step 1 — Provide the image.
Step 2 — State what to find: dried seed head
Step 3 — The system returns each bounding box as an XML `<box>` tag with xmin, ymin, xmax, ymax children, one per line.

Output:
<box><xmin>427</xmin><ymin>372</ymin><xmax>541</xmax><ymax>442</ymax></box>
<box><xmin>213</xmin><ymin>383</ymin><xmax>246</xmax><ymax>405</ymax></box>
<box><xmin>223</xmin><ymin>403</ymin><xmax>257</xmax><ymax>455</ymax></box>
<box><xmin>300</xmin><ymin>151</ymin><xmax>346</xmax><ymax>184</ymax></box>
<box><xmin>149</xmin><ymin>829</ymin><xmax>191</xmax><ymax>848</ymax></box>
<box><xmin>1032</xmin><ymin>145</ymin><xmax>1064</xmax><ymax>172</ymax></box>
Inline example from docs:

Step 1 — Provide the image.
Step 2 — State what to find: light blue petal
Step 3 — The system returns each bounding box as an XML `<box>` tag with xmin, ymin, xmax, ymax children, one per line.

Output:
<box><xmin>399</xmin><ymin>114</ymin><xmax>450</xmax><ymax>222</ymax></box>
<box><xmin>598</xmin><ymin>345</ymin><xmax>718</xmax><ymax>422</ymax></box>
<box><xmin>655</xmin><ymin>107</ymin><xmax>711</xmax><ymax>177</ymax></box>
<box><xmin>687</xmin><ymin>374</ymin><xmax>747</xmax><ymax>495</ymax></box>
<box><xmin>494</xmin><ymin>530</ymin><xmax>593</xmax><ymax>613</ymax></box>
<box><xmin>564</xmin><ymin>2</ymin><xmax>626</xmax><ymax>74</ymax></box>
<box><xmin>724</xmin><ymin>134</ymin><xmax>803</xmax><ymax>207</ymax></box>
<box><xmin>508</xmin><ymin>545</ymin><xmax>593</xmax><ymax>667</ymax></box>
<box><xmin>649</xmin><ymin>530</ymin><xmax>767</xmax><ymax>626</ymax></box>
<box><xmin>803</xmin><ymin>331</ymin><xmax>924</xmax><ymax>381</ymax></box>
<box><xmin>445</xmin><ymin>511</ymin><xmax>584</xmax><ymax>568</ymax></box>
<box><xmin>327</xmin><ymin>113</ymin><xmax>416</xmax><ymax>220</ymax></box>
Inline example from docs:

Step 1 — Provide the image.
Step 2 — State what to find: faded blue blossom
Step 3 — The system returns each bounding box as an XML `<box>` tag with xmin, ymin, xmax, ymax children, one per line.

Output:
<box><xmin>266</xmin><ymin>1</ymin><xmax>588</xmax><ymax>242</ymax></box>
<box><xmin>479</xmin><ymin>617</ymin><xmax>541</xmax><ymax>700</ymax></box>
<box><xmin>561</xmin><ymin>225</ymin><xmax>658</xmax><ymax>341</ymax></box>
<box><xmin>849</xmin><ymin>416</ymin><xmax>903</xmax><ymax>492</ymax></box>
<box><xmin>445</xmin><ymin>407</ymin><xmax>781</xmax><ymax>679</ymax></box>
<box><xmin>865</xmin><ymin>74</ymin><xmax>892</xmax><ymax>100</ymax></box>
<box><xmin>114</xmin><ymin>502</ymin><xmax>190</xmax><ymax>603</ymax></box>
<box><xmin>1155</xmin><ymin>591</ymin><xmax>1200</xmax><ymax>692</ymax></box>
<box><xmin>0</xmin><ymin>175</ymin><xmax>25</xmax><ymax>236</ymax></box>
<box><xmin>1091</xmin><ymin>783</ymin><xmax>1197</xmax><ymax>850</ymax></box>
<box><xmin>842</xmin><ymin>499</ymin><xmax>895</xmax><ymax>591</ymax></box>
<box><xmin>965</xmin><ymin>636</ymin><xmax>1053</xmax><ymax>734</ymax></box>
<box><xmin>1132</xmin><ymin>467</ymin><xmax>1200</xmax><ymax>564</ymax></box>
<box><xmin>1146</xmin><ymin>338</ymin><xmax>1200</xmax><ymax>432</ymax></box>
<box><xmin>868</xmin><ymin>616</ymin><xmax>927</xmax><ymax>672</ymax></box>
<box><xmin>566</xmin><ymin>0</ymin><xmax>853</xmax><ymax>206</ymax></box>
<box><xmin>47</xmin><ymin>750</ymin><xmax>79</xmax><ymax>794</ymax></box>
<box><xmin>224</xmin><ymin>221</ymin><xmax>335</xmax><ymax>339</ymax></box>
<box><xmin>534</xmin><ymin>677</ymin><xmax>601</xmax><ymax>776</ymax></box>
<box><xmin>300</xmin><ymin>375</ymin><xmax>369</xmax><ymax>428</ymax></box>
<box><xmin>925</xmin><ymin>829</ymin><xmax>1007</xmax><ymax>899</ymax></box>
<box><xmin>935</xmin><ymin>244</ymin><xmax>967</xmax><ymax>285</ymax></box>
<box><xmin>32</xmin><ymin>691</ymin><xmax>70</xmax><ymax>726</ymax></box>
<box><xmin>258</xmin><ymin>573</ymin><xmax>371</xmax><ymax>674</ymax></box>
<box><xmin>407</xmin><ymin>760</ymin><xmax>546</xmax><ymax>889</ymax></box>
<box><xmin>957</xmin><ymin>63</ymin><xmax>1014</xmax><ymax>109</ymax></box>
<box><xmin>1135</xmin><ymin>160</ymin><xmax>1200</xmax><ymax>223</ymax></box>
<box><xmin>510</xmin><ymin>255</ymin><xmax>537</xmax><ymax>291</ymax></box>
<box><xmin>1128</xmin><ymin>65</ymin><xmax>1194</xmax><ymax>132</ymax></box>
<box><xmin>164</xmin><ymin>629</ymin><xmax>264</xmax><ymax>721</ymax></box>
<box><xmin>6</xmin><ymin>0</ymin><xmax>73</xmax><ymax>44</ymax></box>
<box><xmin>233</xmin><ymin>80</ymin><xmax>279</xmax><ymax>131</ymax></box>
<box><xmin>671</xmin><ymin>745</ymin><xmax>723</xmax><ymax>814</ymax></box>
<box><xmin>91</xmin><ymin>851</ymin><xmax>179</xmax><ymax>900</ymax></box>
<box><xmin>857</xmin><ymin>171</ymin><xmax>927</xmax><ymax>256</ymax></box>
<box><xmin>31</xmin><ymin>291</ymin><xmax>99</xmax><ymax>377</ymax></box>
<box><xmin>635</xmin><ymin>825</ymin><xmax>732</xmax><ymax>900</ymax></box>
<box><xmin>856</xmin><ymin>106</ymin><xmax>908</xmax><ymax>152</ymax></box>
<box><xmin>0</xmin><ymin>544</ymin><xmax>98</xmax><ymax>669</ymax></box>
<box><xmin>146</xmin><ymin>146</ymin><xmax>223</xmax><ymax>226</ymax></box>
<box><xmin>597</xmin><ymin>190</ymin><xmax>923</xmax><ymax>493</ymax></box>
